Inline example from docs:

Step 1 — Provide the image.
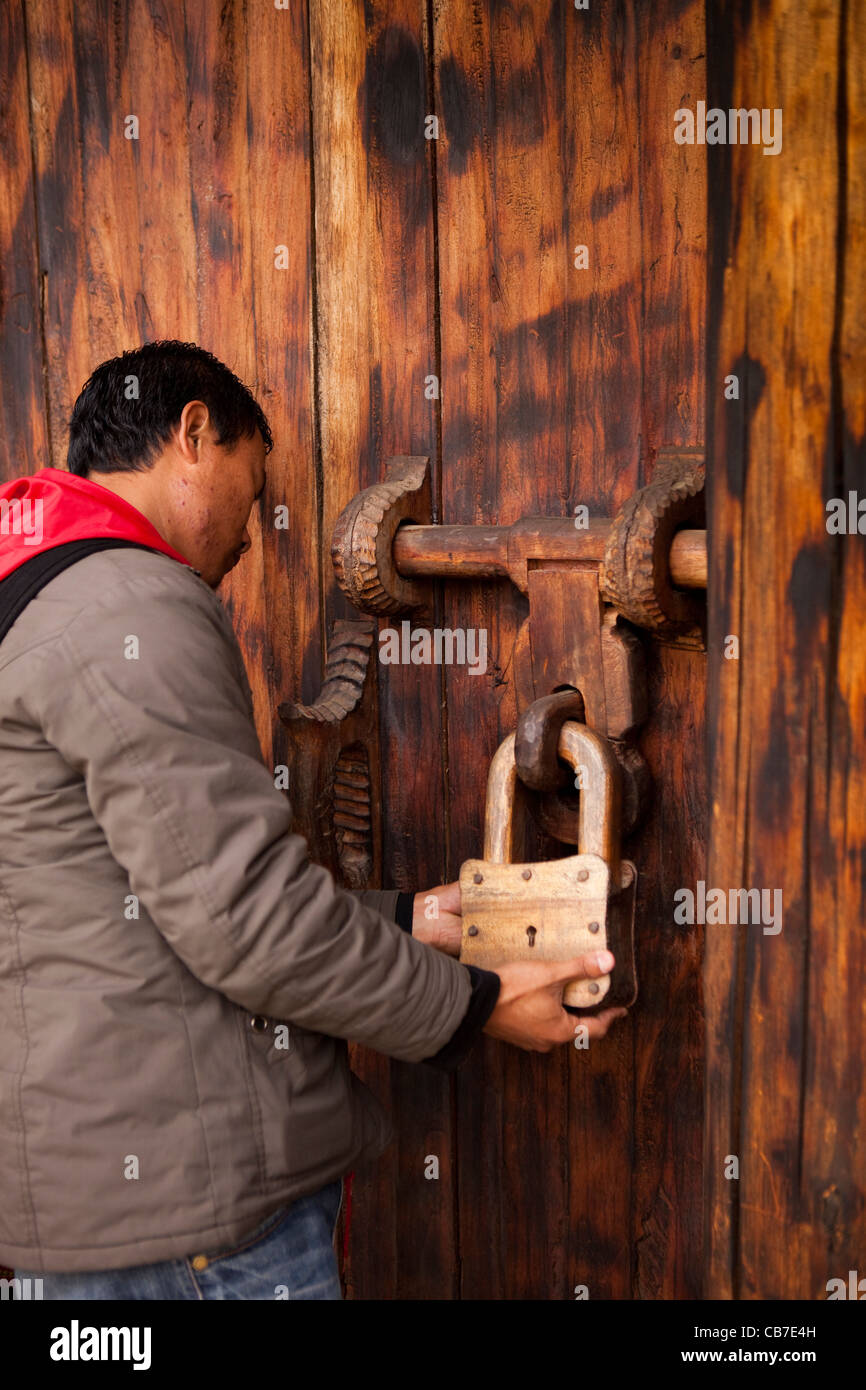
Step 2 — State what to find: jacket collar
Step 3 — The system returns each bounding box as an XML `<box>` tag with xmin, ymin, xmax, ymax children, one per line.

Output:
<box><xmin>0</xmin><ymin>467</ymin><xmax>193</xmax><ymax>582</ymax></box>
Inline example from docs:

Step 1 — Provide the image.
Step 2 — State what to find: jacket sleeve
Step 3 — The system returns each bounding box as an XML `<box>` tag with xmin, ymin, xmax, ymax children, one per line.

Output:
<box><xmin>347</xmin><ymin>886</ymin><xmax>502</xmax><ymax>1069</ymax></box>
<box><xmin>32</xmin><ymin>559</ymin><xmax>476</xmax><ymax>1064</ymax></box>
<box><xmin>348</xmin><ymin>888</ymin><xmax>408</xmax><ymax>928</ymax></box>
<box><xmin>422</xmin><ymin>965</ymin><xmax>501</xmax><ymax>1070</ymax></box>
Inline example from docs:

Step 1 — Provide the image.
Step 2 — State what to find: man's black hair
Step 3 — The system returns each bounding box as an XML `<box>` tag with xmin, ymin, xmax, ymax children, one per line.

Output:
<box><xmin>66</xmin><ymin>340</ymin><xmax>273</xmax><ymax>476</ymax></box>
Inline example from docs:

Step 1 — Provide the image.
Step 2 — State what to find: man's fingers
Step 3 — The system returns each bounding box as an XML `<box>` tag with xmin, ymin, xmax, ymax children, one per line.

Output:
<box><xmin>576</xmin><ymin>1007</ymin><xmax>629</xmax><ymax>1040</ymax></box>
<box><xmin>427</xmin><ymin>880</ymin><xmax>462</xmax><ymax>915</ymax></box>
<box><xmin>542</xmin><ymin>950</ymin><xmax>615</xmax><ymax>988</ymax></box>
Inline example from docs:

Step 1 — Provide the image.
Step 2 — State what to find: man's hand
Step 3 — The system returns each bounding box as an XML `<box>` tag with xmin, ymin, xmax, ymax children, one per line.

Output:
<box><xmin>482</xmin><ymin>950</ymin><xmax>628</xmax><ymax>1052</ymax></box>
<box><xmin>412</xmin><ymin>882</ymin><xmax>462</xmax><ymax>956</ymax></box>
<box><xmin>410</xmin><ymin>893</ymin><xmax>629</xmax><ymax>1052</ymax></box>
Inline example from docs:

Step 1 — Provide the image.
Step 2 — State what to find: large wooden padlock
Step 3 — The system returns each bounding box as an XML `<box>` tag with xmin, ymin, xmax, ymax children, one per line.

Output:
<box><xmin>459</xmin><ymin>721</ymin><xmax>638</xmax><ymax>1011</ymax></box>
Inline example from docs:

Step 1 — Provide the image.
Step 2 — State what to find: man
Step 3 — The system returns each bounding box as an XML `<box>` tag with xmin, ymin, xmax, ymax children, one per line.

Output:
<box><xmin>0</xmin><ymin>341</ymin><xmax>625</xmax><ymax>1299</ymax></box>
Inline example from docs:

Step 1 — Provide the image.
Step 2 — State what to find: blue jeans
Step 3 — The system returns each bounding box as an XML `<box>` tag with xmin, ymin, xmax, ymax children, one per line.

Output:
<box><xmin>14</xmin><ymin>1179</ymin><xmax>344</xmax><ymax>1300</ymax></box>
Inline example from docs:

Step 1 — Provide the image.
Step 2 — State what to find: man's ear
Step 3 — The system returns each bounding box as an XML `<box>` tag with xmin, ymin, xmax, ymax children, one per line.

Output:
<box><xmin>176</xmin><ymin>400</ymin><xmax>211</xmax><ymax>462</ymax></box>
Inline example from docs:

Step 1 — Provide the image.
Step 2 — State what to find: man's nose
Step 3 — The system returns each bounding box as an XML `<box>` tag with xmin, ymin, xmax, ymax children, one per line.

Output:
<box><xmin>237</xmin><ymin>530</ymin><xmax>252</xmax><ymax>556</ymax></box>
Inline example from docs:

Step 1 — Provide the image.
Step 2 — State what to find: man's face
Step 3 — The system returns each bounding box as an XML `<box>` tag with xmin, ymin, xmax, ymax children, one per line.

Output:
<box><xmin>167</xmin><ymin>418</ymin><xmax>267</xmax><ymax>588</ymax></box>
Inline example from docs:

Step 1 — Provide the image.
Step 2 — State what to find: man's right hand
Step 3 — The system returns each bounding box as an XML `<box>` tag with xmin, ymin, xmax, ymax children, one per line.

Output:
<box><xmin>482</xmin><ymin>950</ymin><xmax>628</xmax><ymax>1052</ymax></box>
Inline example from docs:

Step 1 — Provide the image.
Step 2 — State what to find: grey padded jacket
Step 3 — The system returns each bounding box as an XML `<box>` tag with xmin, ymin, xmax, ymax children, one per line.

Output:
<box><xmin>0</xmin><ymin>548</ymin><xmax>476</xmax><ymax>1272</ymax></box>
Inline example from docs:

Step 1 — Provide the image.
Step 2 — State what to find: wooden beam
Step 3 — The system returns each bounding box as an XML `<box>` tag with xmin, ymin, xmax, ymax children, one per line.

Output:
<box><xmin>393</xmin><ymin>521</ymin><xmax>707</xmax><ymax>590</ymax></box>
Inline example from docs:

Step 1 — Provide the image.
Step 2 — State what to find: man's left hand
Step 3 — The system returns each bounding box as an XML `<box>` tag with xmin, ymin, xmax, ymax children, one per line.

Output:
<box><xmin>412</xmin><ymin>882</ymin><xmax>462</xmax><ymax>956</ymax></box>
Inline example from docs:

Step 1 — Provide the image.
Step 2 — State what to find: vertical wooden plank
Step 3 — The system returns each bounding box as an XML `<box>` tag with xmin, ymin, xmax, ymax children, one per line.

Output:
<box><xmin>309</xmin><ymin>0</ymin><xmax>398</xmax><ymax>1300</ymax></box>
<box><xmin>706</xmin><ymin>0</ymin><xmax>866</xmax><ymax>1298</ymax></box>
<box><xmin>0</xmin><ymin>5</ymin><xmax>49</xmax><ymax>1287</ymax></box>
<box><xmin>795</xmin><ymin>0</ymin><xmax>866</xmax><ymax>1301</ymax></box>
<box><xmin>370</xmin><ymin>5</ymin><xmax>456</xmax><ymax>1298</ymax></box>
<box><xmin>243</xmin><ymin>0</ymin><xmax>320</xmax><ymax>787</ymax></box>
<box><xmin>310</xmin><ymin>0</ymin><xmax>454</xmax><ymax>1299</ymax></box>
<box><xmin>563</xmin><ymin>0</ymin><xmax>642</xmax><ymax>1302</ymax></box>
<box><xmin>565</xmin><ymin>2</ymin><xmax>643</xmax><ymax>508</ymax></box>
<box><xmin>703</xmin><ymin>0</ymin><xmax>744</xmax><ymax>1298</ymax></box>
<box><xmin>182</xmin><ymin>0</ymin><xmax>276</xmax><ymax>759</ymax></box>
<box><xmin>24</xmin><ymin>0</ymin><xmax>199</xmax><ymax>462</ymax></box>
<box><xmin>0</xmin><ymin>1</ymin><xmax>51</xmax><ymax>481</ymax></box>
<box><xmin>436</xmin><ymin>0</ymin><xmax>562</xmax><ymax>1300</ymax></box>
<box><xmin>181</xmin><ymin>1</ymin><xmax>319</xmax><ymax>774</ymax></box>
<box><xmin>631</xmin><ymin>0</ymin><xmax>706</xmax><ymax>1300</ymax></box>
<box><xmin>125</xmin><ymin>1</ymin><xmax>199</xmax><ymax>344</ymax></box>
<box><xmin>809</xmin><ymin>0</ymin><xmax>866</xmax><ymax>1289</ymax></box>
<box><xmin>26</xmin><ymin>0</ymin><xmax>139</xmax><ymax>464</ymax></box>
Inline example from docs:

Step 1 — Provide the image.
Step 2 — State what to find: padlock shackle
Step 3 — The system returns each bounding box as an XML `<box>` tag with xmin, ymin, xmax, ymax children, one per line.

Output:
<box><xmin>482</xmin><ymin>721</ymin><xmax>621</xmax><ymax>881</ymax></box>
<box><xmin>482</xmin><ymin>732</ymin><xmax>523</xmax><ymax>866</ymax></box>
<box><xmin>557</xmin><ymin>722</ymin><xmax>621</xmax><ymax>879</ymax></box>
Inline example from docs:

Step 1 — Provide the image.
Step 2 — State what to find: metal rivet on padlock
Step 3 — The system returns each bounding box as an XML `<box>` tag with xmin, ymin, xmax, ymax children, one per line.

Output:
<box><xmin>459</xmin><ymin>721</ymin><xmax>636</xmax><ymax>1010</ymax></box>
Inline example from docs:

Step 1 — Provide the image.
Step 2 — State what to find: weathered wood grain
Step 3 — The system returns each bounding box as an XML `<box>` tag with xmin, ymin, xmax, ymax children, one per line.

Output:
<box><xmin>0</xmin><ymin>2</ymin><xmax>51</xmax><ymax>479</ymax></box>
<box><xmin>435</xmin><ymin>0</ymin><xmax>566</xmax><ymax>1300</ymax></box>
<box><xmin>24</xmin><ymin>0</ymin><xmax>287</xmax><ymax>769</ymax></box>
<box><xmin>630</xmin><ymin>0</ymin><xmax>707</xmax><ymax>1300</ymax></box>
<box><xmin>560</xmin><ymin>0</ymin><xmax>643</xmax><ymax>1303</ymax></box>
<box><xmin>182</xmin><ymin>0</ymin><xmax>275</xmax><ymax>762</ymax></box>
<box><xmin>705</xmin><ymin>0</ymin><xmax>865</xmax><ymax>1299</ymax></box>
<box><xmin>0</xmin><ymin>0</ymin><xmax>48</xmax><ymax>1287</ymax></box>
<box><xmin>25</xmin><ymin>0</ymin><xmax>203</xmax><ymax>458</ymax></box>
<box><xmin>26</xmin><ymin>0</ymin><xmax>142</xmax><ymax>463</ymax></box>
<box><xmin>238</xmin><ymin>0</ymin><xmax>321</xmax><ymax>785</ymax></box>
<box><xmin>309</xmin><ymin>0</ymin><xmax>455</xmax><ymax>1299</ymax></box>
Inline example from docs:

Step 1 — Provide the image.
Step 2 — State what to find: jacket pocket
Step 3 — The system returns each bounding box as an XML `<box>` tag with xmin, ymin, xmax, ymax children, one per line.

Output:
<box><xmin>237</xmin><ymin>1012</ymin><xmax>356</xmax><ymax>1188</ymax></box>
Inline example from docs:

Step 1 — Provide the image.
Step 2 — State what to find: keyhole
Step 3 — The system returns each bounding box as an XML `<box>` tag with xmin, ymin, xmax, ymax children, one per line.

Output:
<box><xmin>526</xmin><ymin>925</ymin><xmax>537</xmax><ymax>948</ymax></box>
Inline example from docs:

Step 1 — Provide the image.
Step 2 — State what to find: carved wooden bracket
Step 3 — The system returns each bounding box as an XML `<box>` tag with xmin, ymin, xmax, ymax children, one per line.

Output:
<box><xmin>277</xmin><ymin>617</ymin><xmax>379</xmax><ymax>889</ymax></box>
<box><xmin>277</xmin><ymin>619</ymin><xmax>375</xmax><ymax>723</ymax></box>
<box><xmin>330</xmin><ymin>455</ymin><xmax>432</xmax><ymax>615</ymax></box>
<box><xmin>601</xmin><ymin>447</ymin><xmax>706</xmax><ymax>646</ymax></box>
